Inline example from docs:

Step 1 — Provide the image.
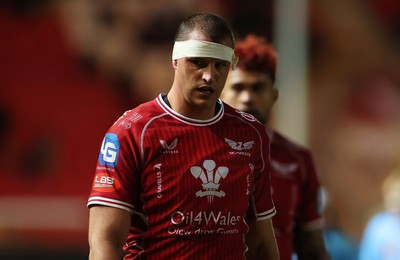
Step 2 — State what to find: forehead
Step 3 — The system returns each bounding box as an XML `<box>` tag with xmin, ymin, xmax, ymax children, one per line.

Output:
<box><xmin>186</xmin><ymin>30</ymin><xmax>232</xmax><ymax>48</ymax></box>
<box><xmin>228</xmin><ymin>69</ymin><xmax>272</xmax><ymax>84</ymax></box>
<box><xmin>187</xmin><ymin>56</ymin><xmax>230</xmax><ymax>65</ymax></box>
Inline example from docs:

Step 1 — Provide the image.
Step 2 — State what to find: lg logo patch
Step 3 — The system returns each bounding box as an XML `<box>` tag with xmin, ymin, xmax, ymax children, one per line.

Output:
<box><xmin>98</xmin><ymin>133</ymin><xmax>120</xmax><ymax>167</ymax></box>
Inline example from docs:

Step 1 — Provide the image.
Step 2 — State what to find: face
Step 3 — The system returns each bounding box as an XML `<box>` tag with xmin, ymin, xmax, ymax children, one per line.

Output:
<box><xmin>221</xmin><ymin>68</ymin><xmax>277</xmax><ymax>125</ymax></box>
<box><xmin>171</xmin><ymin>31</ymin><xmax>232</xmax><ymax>118</ymax></box>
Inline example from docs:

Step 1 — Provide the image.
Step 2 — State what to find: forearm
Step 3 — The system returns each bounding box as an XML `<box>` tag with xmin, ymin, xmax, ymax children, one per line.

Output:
<box><xmin>89</xmin><ymin>241</ymin><xmax>125</xmax><ymax>260</ymax></box>
<box><xmin>245</xmin><ymin>219</ymin><xmax>279</xmax><ymax>260</ymax></box>
<box><xmin>246</xmin><ymin>244</ymin><xmax>279</xmax><ymax>260</ymax></box>
<box><xmin>295</xmin><ymin>228</ymin><xmax>330</xmax><ymax>260</ymax></box>
<box><xmin>297</xmin><ymin>250</ymin><xmax>330</xmax><ymax>260</ymax></box>
<box><xmin>296</xmin><ymin>248</ymin><xmax>330</xmax><ymax>260</ymax></box>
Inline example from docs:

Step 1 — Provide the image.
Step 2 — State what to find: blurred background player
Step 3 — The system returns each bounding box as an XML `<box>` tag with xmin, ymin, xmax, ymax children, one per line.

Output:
<box><xmin>220</xmin><ymin>34</ymin><xmax>329</xmax><ymax>260</ymax></box>
<box><xmin>358</xmin><ymin>165</ymin><xmax>400</xmax><ymax>260</ymax></box>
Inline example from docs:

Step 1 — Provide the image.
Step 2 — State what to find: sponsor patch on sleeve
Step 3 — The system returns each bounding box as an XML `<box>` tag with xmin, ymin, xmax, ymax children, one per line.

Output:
<box><xmin>98</xmin><ymin>133</ymin><xmax>120</xmax><ymax>167</ymax></box>
<box><xmin>92</xmin><ymin>173</ymin><xmax>121</xmax><ymax>192</ymax></box>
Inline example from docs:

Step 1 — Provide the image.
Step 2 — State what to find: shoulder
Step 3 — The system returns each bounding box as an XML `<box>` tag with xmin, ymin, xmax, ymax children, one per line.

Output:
<box><xmin>222</xmin><ymin>101</ymin><xmax>266</xmax><ymax>130</ymax></box>
<box><xmin>270</xmin><ymin>130</ymin><xmax>318</xmax><ymax>175</ymax></box>
<box><xmin>108</xmin><ymin>98</ymin><xmax>164</xmax><ymax>134</ymax></box>
<box><xmin>271</xmin><ymin>130</ymin><xmax>311</xmax><ymax>155</ymax></box>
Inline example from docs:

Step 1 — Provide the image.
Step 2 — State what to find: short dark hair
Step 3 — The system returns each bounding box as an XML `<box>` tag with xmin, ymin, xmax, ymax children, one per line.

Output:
<box><xmin>174</xmin><ymin>13</ymin><xmax>235</xmax><ymax>48</ymax></box>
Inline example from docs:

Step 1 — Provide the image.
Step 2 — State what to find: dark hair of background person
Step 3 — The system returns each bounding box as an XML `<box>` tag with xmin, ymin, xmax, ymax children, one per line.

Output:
<box><xmin>235</xmin><ymin>34</ymin><xmax>277</xmax><ymax>83</ymax></box>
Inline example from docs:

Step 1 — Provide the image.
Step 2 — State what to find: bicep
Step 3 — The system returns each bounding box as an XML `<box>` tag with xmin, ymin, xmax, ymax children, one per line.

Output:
<box><xmin>294</xmin><ymin>227</ymin><xmax>330</xmax><ymax>260</ymax></box>
<box><xmin>245</xmin><ymin>218</ymin><xmax>279</xmax><ymax>260</ymax></box>
<box><xmin>89</xmin><ymin>206</ymin><xmax>132</xmax><ymax>259</ymax></box>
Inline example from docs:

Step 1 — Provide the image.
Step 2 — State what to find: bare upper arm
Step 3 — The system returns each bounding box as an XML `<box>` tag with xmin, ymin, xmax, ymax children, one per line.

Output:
<box><xmin>245</xmin><ymin>218</ymin><xmax>279</xmax><ymax>260</ymax></box>
<box><xmin>88</xmin><ymin>206</ymin><xmax>132</xmax><ymax>259</ymax></box>
<box><xmin>294</xmin><ymin>227</ymin><xmax>330</xmax><ymax>260</ymax></box>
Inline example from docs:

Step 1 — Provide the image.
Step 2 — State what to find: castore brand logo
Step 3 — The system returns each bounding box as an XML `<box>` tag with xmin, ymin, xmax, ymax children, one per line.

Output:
<box><xmin>160</xmin><ymin>138</ymin><xmax>178</xmax><ymax>153</ymax></box>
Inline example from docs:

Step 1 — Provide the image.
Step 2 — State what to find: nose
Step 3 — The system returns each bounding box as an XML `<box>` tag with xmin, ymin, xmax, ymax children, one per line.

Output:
<box><xmin>202</xmin><ymin>64</ymin><xmax>216</xmax><ymax>84</ymax></box>
<box><xmin>240</xmin><ymin>90</ymin><xmax>256</xmax><ymax>104</ymax></box>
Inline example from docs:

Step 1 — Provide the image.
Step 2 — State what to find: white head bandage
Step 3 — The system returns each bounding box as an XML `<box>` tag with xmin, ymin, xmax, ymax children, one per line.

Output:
<box><xmin>172</xmin><ymin>40</ymin><xmax>238</xmax><ymax>69</ymax></box>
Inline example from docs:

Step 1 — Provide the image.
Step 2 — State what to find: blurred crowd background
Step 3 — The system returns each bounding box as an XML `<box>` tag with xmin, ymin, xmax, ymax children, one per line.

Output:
<box><xmin>0</xmin><ymin>0</ymin><xmax>399</xmax><ymax>259</ymax></box>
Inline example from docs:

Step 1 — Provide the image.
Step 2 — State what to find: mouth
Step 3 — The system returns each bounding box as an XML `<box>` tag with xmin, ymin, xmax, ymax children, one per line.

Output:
<box><xmin>197</xmin><ymin>86</ymin><xmax>215</xmax><ymax>95</ymax></box>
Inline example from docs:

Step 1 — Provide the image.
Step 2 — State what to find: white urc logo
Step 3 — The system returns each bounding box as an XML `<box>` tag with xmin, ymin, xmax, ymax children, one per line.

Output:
<box><xmin>101</xmin><ymin>141</ymin><xmax>117</xmax><ymax>163</ymax></box>
<box><xmin>98</xmin><ymin>133</ymin><xmax>119</xmax><ymax>166</ymax></box>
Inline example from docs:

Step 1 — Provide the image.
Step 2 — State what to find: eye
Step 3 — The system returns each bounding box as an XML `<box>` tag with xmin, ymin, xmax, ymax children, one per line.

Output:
<box><xmin>216</xmin><ymin>61</ymin><xmax>229</xmax><ymax>70</ymax></box>
<box><xmin>252</xmin><ymin>83</ymin><xmax>267</xmax><ymax>93</ymax></box>
<box><xmin>188</xmin><ymin>58</ymin><xmax>206</xmax><ymax>68</ymax></box>
<box><xmin>231</xmin><ymin>84</ymin><xmax>244</xmax><ymax>92</ymax></box>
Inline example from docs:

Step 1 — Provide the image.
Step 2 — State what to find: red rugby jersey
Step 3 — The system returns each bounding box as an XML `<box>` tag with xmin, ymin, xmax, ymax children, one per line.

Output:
<box><xmin>269</xmin><ymin>130</ymin><xmax>324</xmax><ymax>260</ymax></box>
<box><xmin>88</xmin><ymin>94</ymin><xmax>276</xmax><ymax>259</ymax></box>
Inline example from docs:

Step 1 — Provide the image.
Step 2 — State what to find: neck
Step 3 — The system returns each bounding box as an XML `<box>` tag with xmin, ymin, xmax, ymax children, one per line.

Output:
<box><xmin>166</xmin><ymin>90</ymin><xmax>218</xmax><ymax>120</ymax></box>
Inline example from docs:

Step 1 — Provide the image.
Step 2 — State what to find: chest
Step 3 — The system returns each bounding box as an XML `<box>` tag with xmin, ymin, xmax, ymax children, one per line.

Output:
<box><xmin>138</xmin><ymin>124</ymin><xmax>261</xmax><ymax>210</ymax></box>
<box><xmin>269</xmin><ymin>152</ymin><xmax>304</xmax><ymax>214</ymax></box>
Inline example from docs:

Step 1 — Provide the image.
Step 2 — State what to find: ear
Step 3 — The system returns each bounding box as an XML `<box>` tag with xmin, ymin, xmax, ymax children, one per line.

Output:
<box><xmin>172</xmin><ymin>59</ymin><xmax>178</xmax><ymax>69</ymax></box>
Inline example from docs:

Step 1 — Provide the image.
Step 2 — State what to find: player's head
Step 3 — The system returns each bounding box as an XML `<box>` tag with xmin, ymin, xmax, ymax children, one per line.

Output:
<box><xmin>170</xmin><ymin>13</ymin><xmax>237</xmax><ymax>115</ymax></box>
<box><xmin>221</xmin><ymin>34</ymin><xmax>278</xmax><ymax>125</ymax></box>
<box><xmin>174</xmin><ymin>12</ymin><xmax>235</xmax><ymax>48</ymax></box>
